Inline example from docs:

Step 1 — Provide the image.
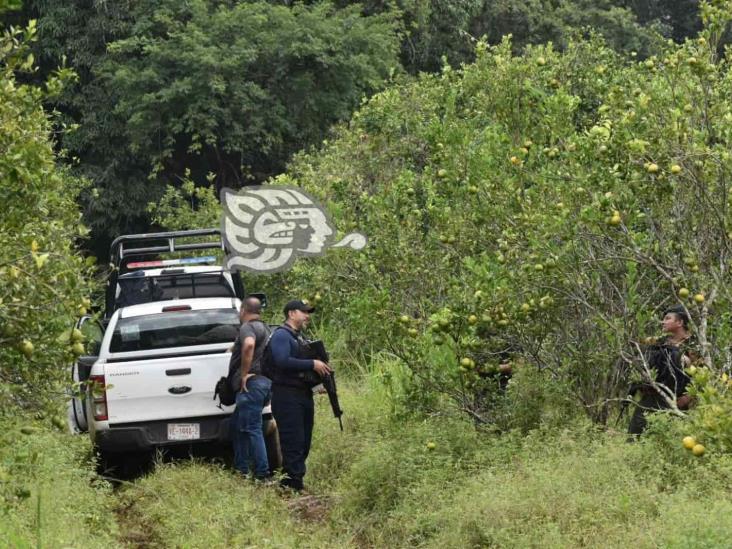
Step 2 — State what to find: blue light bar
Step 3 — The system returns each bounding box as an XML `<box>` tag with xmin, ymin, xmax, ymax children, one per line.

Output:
<box><xmin>127</xmin><ymin>256</ymin><xmax>217</xmax><ymax>269</ymax></box>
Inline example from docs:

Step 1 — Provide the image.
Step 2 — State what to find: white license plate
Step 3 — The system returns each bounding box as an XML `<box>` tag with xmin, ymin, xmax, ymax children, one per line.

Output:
<box><xmin>167</xmin><ymin>423</ymin><xmax>200</xmax><ymax>441</ymax></box>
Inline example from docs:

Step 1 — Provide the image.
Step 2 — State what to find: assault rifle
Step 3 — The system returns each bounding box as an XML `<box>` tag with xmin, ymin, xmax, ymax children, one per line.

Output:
<box><xmin>301</xmin><ymin>339</ymin><xmax>344</xmax><ymax>431</ymax></box>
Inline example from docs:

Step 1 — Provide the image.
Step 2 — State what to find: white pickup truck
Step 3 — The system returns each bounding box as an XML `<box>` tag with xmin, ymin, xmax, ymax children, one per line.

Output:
<box><xmin>68</xmin><ymin>230</ymin><xmax>278</xmax><ymax>466</ymax></box>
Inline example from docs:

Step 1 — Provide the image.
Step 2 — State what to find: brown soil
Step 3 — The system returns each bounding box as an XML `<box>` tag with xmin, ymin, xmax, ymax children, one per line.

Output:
<box><xmin>286</xmin><ymin>493</ymin><xmax>331</xmax><ymax>523</ymax></box>
<box><xmin>114</xmin><ymin>497</ymin><xmax>163</xmax><ymax>548</ymax></box>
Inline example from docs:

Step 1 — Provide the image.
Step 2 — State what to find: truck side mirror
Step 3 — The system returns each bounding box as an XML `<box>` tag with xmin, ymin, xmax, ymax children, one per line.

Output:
<box><xmin>247</xmin><ymin>293</ymin><xmax>268</xmax><ymax>308</ymax></box>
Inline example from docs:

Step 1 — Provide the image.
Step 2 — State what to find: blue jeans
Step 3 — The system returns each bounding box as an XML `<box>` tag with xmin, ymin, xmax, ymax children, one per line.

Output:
<box><xmin>231</xmin><ymin>376</ymin><xmax>272</xmax><ymax>478</ymax></box>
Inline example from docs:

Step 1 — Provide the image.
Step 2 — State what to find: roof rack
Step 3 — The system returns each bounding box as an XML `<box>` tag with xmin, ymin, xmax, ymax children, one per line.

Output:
<box><xmin>110</xmin><ymin>228</ymin><xmax>225</xmax><ymax>267</ymax></box>
<box><xmin>105</xmin><ymin>228</ymin><xmax>244</xmax><ymax>319</ymax></box>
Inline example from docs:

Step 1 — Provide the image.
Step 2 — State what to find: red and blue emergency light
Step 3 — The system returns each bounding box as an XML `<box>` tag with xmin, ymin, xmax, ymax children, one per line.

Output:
<box><xmin>126</xmin><ymin>256</ymin><xmax>217</xmax><ymax>269</ymax></box>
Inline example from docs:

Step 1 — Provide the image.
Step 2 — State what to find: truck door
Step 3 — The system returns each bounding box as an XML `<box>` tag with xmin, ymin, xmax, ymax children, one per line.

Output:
<box><xmin>68</xmin><ymin>316</ymin><xmax>104</xmax><ymax>433</ymax></box>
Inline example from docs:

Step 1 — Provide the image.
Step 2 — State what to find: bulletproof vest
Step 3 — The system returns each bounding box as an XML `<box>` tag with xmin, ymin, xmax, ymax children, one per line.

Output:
<box><xmin>272</xmin><ymin>325</ymin><xmax>318</xmax><ymax>389</ymax></box>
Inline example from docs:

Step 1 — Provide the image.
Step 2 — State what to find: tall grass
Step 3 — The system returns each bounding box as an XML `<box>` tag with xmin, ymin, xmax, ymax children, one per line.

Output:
<box><xmin>306</xmin><ymin>363</ymin><xmax>732</xmax><ymax>548</ymax></box>
<box><xmin>3</xmin><ymin>359</ymin><xmax>732</xmax><ymax>548</ymax></box>
<box><xmin>0</xmin><ymin>415</ymin><xmax>118</xmax><ymax>548</ymax></box>
<box><xmin>117</xmin><ymin>459</ymin><xmax>347</xmax><ymax>548</ymax></box>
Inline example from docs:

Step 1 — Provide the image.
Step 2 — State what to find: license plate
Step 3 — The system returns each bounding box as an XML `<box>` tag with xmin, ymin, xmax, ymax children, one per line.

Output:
<box><xmin>167</xmin><ymin>423</ymin><xmax>200</xmax><ymax>441</ymax></box>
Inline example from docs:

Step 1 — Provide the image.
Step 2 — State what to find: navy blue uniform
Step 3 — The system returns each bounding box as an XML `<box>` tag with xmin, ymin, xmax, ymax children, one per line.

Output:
<box><xmin>270</xmin><ymin>325</ymin><xmax>315</xmax><ymax>490</ymax></box>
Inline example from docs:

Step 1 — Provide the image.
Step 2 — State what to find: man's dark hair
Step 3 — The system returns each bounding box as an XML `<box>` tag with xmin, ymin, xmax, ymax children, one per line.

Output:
<box><xmin>665</xmin><ymin>304</ymin><xmax>689</xmax><ymax>329</ymax></box>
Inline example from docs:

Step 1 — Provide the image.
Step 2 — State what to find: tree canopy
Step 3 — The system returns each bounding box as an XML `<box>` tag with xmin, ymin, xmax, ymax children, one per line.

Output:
<box><xmin>263</xmin><ymin>3</ymin><xmax>732</xmax><ymax>447</ymax></box>
<box><xmin>3</xmin><ymin>1</ymin><xmax>401</xmax><ymax>252</ymax></box>
<box><xmin>0</xmin><ymin>0</ymin><xmax>705</xmax><ymax>254</ymax></box>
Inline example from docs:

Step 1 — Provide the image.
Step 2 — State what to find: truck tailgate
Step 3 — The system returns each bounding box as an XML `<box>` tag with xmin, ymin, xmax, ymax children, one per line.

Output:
<box><xmin>104</xmin><ymin>352</ymin><xmax>231</xmax><ymax>424</ymax></box>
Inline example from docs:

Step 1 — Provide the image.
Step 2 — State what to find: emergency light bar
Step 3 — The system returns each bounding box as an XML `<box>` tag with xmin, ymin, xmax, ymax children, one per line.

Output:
<box><xmin>127</xmin><ymin>256</ymin><xmax>217</xmax><ymax>269</ymax></box>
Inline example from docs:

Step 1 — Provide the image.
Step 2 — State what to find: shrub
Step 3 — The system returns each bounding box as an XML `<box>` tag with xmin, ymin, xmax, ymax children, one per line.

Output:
<box><xmin>0</xmin><ymin>21</ymin><xmax>95</xmax><ymax>418</ymax></box>
<box><xmin>277</xmin><ymin>2</ymin><xmax>732</xmax><ymax>430</ymax></box>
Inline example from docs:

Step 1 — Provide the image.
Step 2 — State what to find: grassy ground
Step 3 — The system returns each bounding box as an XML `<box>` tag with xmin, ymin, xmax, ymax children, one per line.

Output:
<box><xmin>3</xmin><ymin>373</ymin><xmax>732</xmax><ymax>548</ymax></box>
<box><xmin>0</xmin><ymin>415</ymin><xmax>118</xmax><ymax>548</ymax></box>
<box><xmin>109</xmin><ymin>376</ymin><xmax>732</xmax><ymax>548</ymax></box>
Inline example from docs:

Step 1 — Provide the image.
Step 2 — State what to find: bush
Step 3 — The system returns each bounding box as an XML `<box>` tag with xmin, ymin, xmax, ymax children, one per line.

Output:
<box><xmin>493</xmin><ymin>361</ymin><xmax>578</xmax><ymax>433</ymax></box>
<box><xmin>684</xmin><ymin>367</ymin><xmax>732</xmax><ymax>453</ymax></box>
<box><xmin>272</xmin><ymin>2</ymin><xmax>732</xmax><ymax>432</ymax></box>
<box><xmin>148</xmin><ymin>4</ymin><xmax>732</xmax><ymax>438</ymax></box>
<box><xmin>0</xmin><ymin>22</ymin><xmax>95</xmax><ymax>418</ymax></box>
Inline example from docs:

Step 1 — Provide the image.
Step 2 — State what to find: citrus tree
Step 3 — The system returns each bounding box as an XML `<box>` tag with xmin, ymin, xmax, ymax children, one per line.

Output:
<box><xmin>273</xmin><ymin>1</ymin><xmax>732</xmax><ymax>442</ymax></box>
<box><xmin>146</xmin><ymin>2</ymin><xmax>732</xmax><ymax>450</ymax></box>
<box><xmin>0</xmin><ymin>20</ymin><xmax>94</xmax><ymax>421</ymax></box>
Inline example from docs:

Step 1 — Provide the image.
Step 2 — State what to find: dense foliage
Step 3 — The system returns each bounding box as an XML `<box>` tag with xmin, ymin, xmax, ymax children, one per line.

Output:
<box><xmin>0</xmin><ymin>20</ymin><xmax>94</xmax><ymax>418</ymax></box>
<box><xmin>277</xmin><ymin>2</ymin><xmax>732</xmax><ymax>451</ymax></box>
<box><xmin>1</xmin><ymin>1</ymin><xmax>402</xmax><ymax>252</ymax></box>
<box><xmin>147</xmin><ymin>2</ymin><xmax>732</xmax><ymax>452</ymax></box>
<box><xmin>0</xmin><ymin>1</ymin><xmax>704</xmax><ymax>253</ymax></box>
<box><xmin>103</xmin><ymin>1</ymin><xmax>400</xmax><ymax>185</ymax></box>
<box><xmin>4</xmin><ymin>3</ymin><xmax>732</xmax><ymax>547</ymax></box>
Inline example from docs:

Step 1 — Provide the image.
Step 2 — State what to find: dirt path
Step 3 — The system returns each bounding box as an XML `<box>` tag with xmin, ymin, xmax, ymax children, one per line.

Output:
<box><xmin>285</xmin><ymin>493</ymin><xmax>331</xmax><ymax>523</ymax></box>
<box><xmin>114</xmin><ymin>495</ymin><xmax>162</xmax><ymax>549</ymax></box>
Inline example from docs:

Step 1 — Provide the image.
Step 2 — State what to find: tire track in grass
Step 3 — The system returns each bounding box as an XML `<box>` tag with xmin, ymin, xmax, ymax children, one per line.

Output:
<box><xmin>114</xmin><ymin>495</ymin><xmax>163</xmax><ymax>549</ymax></box>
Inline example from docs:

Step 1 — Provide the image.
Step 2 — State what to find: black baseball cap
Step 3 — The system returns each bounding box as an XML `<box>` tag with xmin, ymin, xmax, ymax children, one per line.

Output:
<box><xmin>283</xmin><ymin>299</ymin><xmax>315</xmax><ymax>315</ymax></box>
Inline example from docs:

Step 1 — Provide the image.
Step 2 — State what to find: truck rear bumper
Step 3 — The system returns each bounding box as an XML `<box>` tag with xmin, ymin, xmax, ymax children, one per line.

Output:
<box><xmin>94</xmin><ymin>414</ymin><xmax>236</xmax><ymax>452</ymax></box>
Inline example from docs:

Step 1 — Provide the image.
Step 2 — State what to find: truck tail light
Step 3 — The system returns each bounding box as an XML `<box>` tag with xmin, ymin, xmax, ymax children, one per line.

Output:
<box><xmin>162</xmin><ymin>305</ymin><xmax>192</xmax><ymax>312</ymax></box>
<box><xmin>89</xmin><ymin>374</ymin><xmax>108</xmax><ymax>421</ymax></box>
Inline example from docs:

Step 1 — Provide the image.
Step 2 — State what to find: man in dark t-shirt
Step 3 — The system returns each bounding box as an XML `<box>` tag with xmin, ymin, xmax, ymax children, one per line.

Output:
<box><xmin>230</xmin><ymin>297</ymin><xmax>272</xmax><ymax>479</ymax></box>
<box><xmin>229</xmin><ymin>311</ymin><xmax>270</xmax><ymax>393</ymax></box>
<box><xmin>628</xmin><ymin>305</ymin><xmax>696</xmax><ymax>435</ymax></box>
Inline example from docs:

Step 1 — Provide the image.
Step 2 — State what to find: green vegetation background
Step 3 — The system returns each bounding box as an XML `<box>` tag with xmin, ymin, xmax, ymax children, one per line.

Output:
<box><xmin>0</xmin><ymin>0</ymin><xmax>705</xmax><ymax>254</ymax></box>
<box><xmin>3</xmin><ymin>1</ymin><xmax>732</xmax><ymax>547</ymax></box>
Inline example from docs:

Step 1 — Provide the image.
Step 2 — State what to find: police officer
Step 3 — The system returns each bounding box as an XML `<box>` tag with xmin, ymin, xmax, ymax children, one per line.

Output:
<box><xmin>270</xmin><ymin>300</ymin><xmax>331</xmax><ymax>491</ymax></box>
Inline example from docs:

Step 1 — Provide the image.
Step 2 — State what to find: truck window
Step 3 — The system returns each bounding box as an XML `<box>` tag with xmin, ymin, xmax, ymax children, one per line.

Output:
<box><xmin>116</xmin><ymin>273</ymin><xmax>234</xmax><ymax>308</ymax></box>
<box><xmin>156</xmin><ymin>274</ymin><xmax>235</xmax><ymax>300</ymax></box>
<box><xmin>110</xmin><ymin>309</ymin><xmax>239</xmax><ymax>353</ymax></box>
